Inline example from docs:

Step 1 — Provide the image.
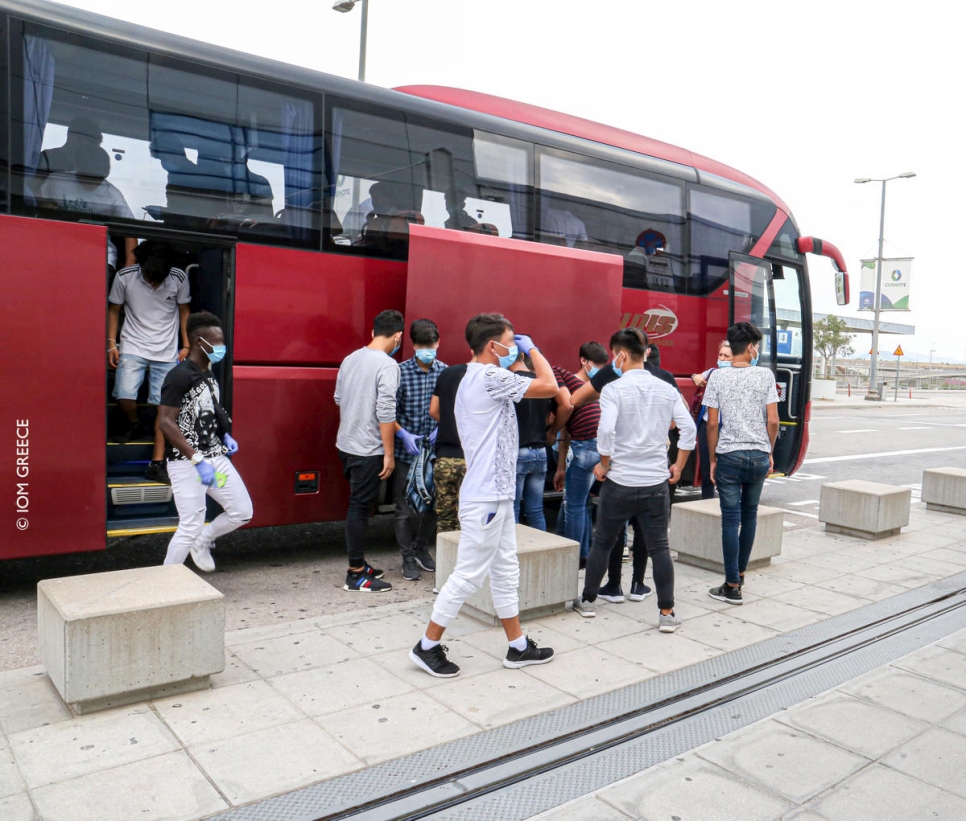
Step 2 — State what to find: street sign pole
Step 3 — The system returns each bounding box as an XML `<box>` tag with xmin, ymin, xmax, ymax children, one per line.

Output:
<box><xmin>893</xmin><ymin>345</ymin><xmax>904</xmax><ymax>402</ymax></box>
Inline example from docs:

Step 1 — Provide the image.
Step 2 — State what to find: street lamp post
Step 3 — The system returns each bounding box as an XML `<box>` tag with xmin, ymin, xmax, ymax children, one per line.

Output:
<box><xmin>333</xmin><ymin>0</ymin><xmax>369</xmax><ymax>82</ymax></box>
<box><xmin>853</xmin><ymin>172</ymin><xmax>915</xmax><ymax>400</ymax></box>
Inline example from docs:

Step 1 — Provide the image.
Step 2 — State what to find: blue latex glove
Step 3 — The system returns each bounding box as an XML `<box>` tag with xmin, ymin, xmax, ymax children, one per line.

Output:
<box><xmin>396</xmin><ymin>427</ymin><xmax>423</xmax><ymax>456</ymax></box>
<box><xmin>195</xmin><ymin>459</ymin><xmax>216</xmax><ymax>486</ymax></box>
<box><xmin>223</xmin><ymin>433</ymin><xmax>239</xmax><ymax>455</ymax></box>
<box><xmin>514</xmin><ymin>334</ymin><xmax>536</xmax><ymax>355</ymax></box>
<box><xmin>429</xmin><ymin>427</ymin><xmax>438</xmax><ymax>445</ymax></box>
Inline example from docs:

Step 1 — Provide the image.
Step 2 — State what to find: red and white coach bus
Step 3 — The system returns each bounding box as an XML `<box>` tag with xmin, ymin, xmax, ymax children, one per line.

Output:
<box><xmin>1</xmin><ymin>0</ymin><xmax>849</xmax><ymax>559</ymax></box>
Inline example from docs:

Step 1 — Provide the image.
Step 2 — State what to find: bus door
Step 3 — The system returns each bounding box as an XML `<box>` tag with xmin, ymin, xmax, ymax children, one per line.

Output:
<box><xmin>728</xmin><ymin>253</ymin><xmax>806</xmax><ymax>475</ymax></box>
<box><xmin>106</xmin><ymin>237</ymin><xmax>234</xmax><ymax>539</ymax></box>
<box><xmin>404</xmin><ymin>224</ymin><xmax>624</xmax><ymax>370</ymax></box>
<box><xmin>2</xmin><ymin>216</ymin><xmax>106</xmax><ymax>559</ymax></box>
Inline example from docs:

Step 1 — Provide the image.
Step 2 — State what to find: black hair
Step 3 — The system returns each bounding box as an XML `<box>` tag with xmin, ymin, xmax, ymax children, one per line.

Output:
<box><xmin>465</xmin><ymin>313</ymin><xmax>514</xmax><ymax>355</ymax></box>
<box><xmin>609</xmin><ymin>328</ymin><xmax>647</xmax><ymax>359</ymax></box>
<box><xmin>647</xmin><ymin>344</ymin><xmax>661</xmax><ymax>366</ymax></box>
<box><xmin>726</xmin><ymin>321</ymin><xmax>763</xmax><ymax>356</ymax></box>
<box><xmin>410</xmin><ymin>318</ymin><xmax>440</xmax><ymax>346</ymax></box>
<box><xmin>133</xmin><ymin>239</ymin><xmax>174</xmax><ymax>267</ymax></box>
<box><xmin>579</xmin><ymin>341</ymin><xmax>608</xmax><ymax>364</ymax></box>
<box><xmin>187</xmin><ymin>311</ymin><xmax>223</xmax><ymax>342</ymax></box>
<box><xmin>372</xmin><ymin>309</ymin><xmax>405</xmax><ymax>338</ymax></box>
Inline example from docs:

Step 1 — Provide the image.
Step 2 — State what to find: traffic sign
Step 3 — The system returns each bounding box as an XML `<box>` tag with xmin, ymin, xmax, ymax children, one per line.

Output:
<box><xmin>894</xmin><ymin>345</ymin><xmax>904</xmax><ymax>357</ymax></box>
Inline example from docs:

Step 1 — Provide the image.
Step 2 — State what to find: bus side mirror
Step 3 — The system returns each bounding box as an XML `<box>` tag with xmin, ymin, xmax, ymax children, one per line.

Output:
<box><xmin>835</xmin><ymin>270</ymin><xmax>849</xmax><ymax>305</ymax></box>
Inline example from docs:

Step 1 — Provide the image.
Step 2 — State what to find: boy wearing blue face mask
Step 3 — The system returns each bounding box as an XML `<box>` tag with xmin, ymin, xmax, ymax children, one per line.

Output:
<box><xmin>159</xmin><ymin>312</ymin><xmax>252</xmax><ymax>572</ymax></box>
<box><xmin>393</xmin><ymin>319</ymin><xmax>447</xmax><ymax>580</ymax></box>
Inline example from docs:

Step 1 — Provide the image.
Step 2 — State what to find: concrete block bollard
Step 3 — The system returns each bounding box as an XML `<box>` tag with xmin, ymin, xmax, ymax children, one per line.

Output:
<box><xmin>38</xmin><ymin>564</ymin><xmax>225</xmax><ymax>714</ymax></box>
<box><xmin>921</xmin><ymin>467</ymin><xmax>966</xmax><ymax>516</ymax></box>
<box><xmin>435</xmin><ymin>524</ymin><xmax>580</xmax><ymax>626</ymax></box>
<box><xmin>819</xmin><ymin>479</ymin><xmax>911</xmax><ymax>540</ymax></box>
<box><xmin>670</xmin><ymin>498</ymin><xmax>784</xmax><ymax>572</ymax></box>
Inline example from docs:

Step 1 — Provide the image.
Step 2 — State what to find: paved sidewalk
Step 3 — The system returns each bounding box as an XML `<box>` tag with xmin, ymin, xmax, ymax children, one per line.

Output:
<box><xmin>3</xmin><ymin>504</ymin><xmax>966</xmax><ymax>820</ymax></box>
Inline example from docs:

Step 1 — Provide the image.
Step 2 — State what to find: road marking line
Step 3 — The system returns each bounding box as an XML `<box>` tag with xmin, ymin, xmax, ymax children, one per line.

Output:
<box><xmin>804</xmin><ymin>445</ymin><xmax>966</xmax><ymax>464</ymax></box>
<box><xmin>775</xmin><ymin>508</ymin><xmax>821</xmax><ymax>519</ymax></box>
<box><xmin>898</xmin><ymin>426</ymin><xmax>930</xmax><ymax>430</ymax></box>
<box><xmin>837</xmin><ymin>429</ymin><xmax>877</xmax><ymax>433</ymax></box>
<box><xmin>789</xmin><ymin>500</ymin><xmax>820</xmax><ymax>506</ymax></box>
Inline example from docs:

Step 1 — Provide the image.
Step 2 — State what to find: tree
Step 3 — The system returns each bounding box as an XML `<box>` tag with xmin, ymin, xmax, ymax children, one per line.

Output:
<box><xmin>813</xmin><ymin>315</ymin><xmax>854</xmax><ymax>379</ymax></box>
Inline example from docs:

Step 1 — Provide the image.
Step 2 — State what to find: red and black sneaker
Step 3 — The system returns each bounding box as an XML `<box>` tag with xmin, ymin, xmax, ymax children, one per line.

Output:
<box><xmin>360</xmin><ymin>562</ymin><xmax>384</xmax><ymax>579</ymax></box>
<box><xmin>344</xmin><ymin>569</ymin><xmax>392</xmax><ymax>592</ymax></box>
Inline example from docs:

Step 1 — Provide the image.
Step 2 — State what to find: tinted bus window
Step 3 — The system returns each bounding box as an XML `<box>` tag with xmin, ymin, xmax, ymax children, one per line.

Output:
<box><xmin>472</xmin><ymin>131</ymin><xmax>533</xmax><ymax>240</ymax></box>
<box><xmin>536</xmin><ymin>148</ymin><xmax>685</xmax><ymax>291</ymax></box>
<box><xmin>12</xmin><ymin>23</ymin><xmax>324</xmax><ymax>246</ymax></box>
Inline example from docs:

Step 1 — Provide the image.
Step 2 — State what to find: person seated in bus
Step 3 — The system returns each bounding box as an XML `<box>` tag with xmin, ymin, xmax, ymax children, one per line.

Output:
<box><xmin>540</xmin><ymin>200</ymin><xmax>588</xmax><ymax>248</ymax></box>
<box><xmin>340</xmin><ymin>194</ymin><xmax>373</xmax><ymax>239</ymax></box>
<box><xmin>358</xmin><ymin>180</ymin><xmax>424</xmax><ymax>254</ymax></box>
<box><xmin>444</xmin><ymin>188</ymin><xmax>499</xmax><ymax>236</ymax></box>
<box><xmin>626</xmin><ymin>228</ymin><xmax>676</xmax><ymax>292</ymax></box>
<box><xmin>36</xmin><ymin>116</ymin><xmax>103</xmax><ymax>181</ymax></box>
<box><xmin>39</xmin><ymin>141</ymin><xmax>137</xmax><ymax>268</ymax></box>
<box><xmin>108</xmin><ymin>240</ymin><xmax>191</xmax><ymax>484</ymax></box>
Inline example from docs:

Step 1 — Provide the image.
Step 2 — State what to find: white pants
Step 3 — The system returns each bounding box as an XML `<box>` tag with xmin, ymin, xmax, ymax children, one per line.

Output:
<box><xmin>431</xmin><ymin>499</ymin><xmax>520</xmax><ymax>627</ymax></box>
<box><xmin>163</xmin><ymin>456</ymin><xmax>253</xmax><ymax>565</ymax></box>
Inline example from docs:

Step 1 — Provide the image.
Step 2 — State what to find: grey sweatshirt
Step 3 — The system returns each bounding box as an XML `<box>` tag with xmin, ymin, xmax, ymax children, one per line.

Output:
<box><xmin>334</xmin><ymin>347</ymin><xmax>400</xmax><ymax>457</ymax></box>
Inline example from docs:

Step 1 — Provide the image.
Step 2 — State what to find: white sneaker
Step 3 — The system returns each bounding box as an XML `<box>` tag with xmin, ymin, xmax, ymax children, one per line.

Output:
<box><xmin>572</xmin><ymin>596</ymin><xmax>596</xmax><ymax>618</ymax></box>
<box><xmin>190</xmin><ymin>536</ymin><xmax>216</xmax><ymax>573</ymax></box>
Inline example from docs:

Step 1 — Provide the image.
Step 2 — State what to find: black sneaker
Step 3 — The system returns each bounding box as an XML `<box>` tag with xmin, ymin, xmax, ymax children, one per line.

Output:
<box><xmin>344</xmin><ymin>570</ymin><xmax>392</xmax><ymax>592</ymax></box>
<box><xmin>629</xmin><ymin>581</ymin><xmax>652</xmax><ymax>602</ymax></box>
<box><xmin>113</xmin><ymin>422</ymin><xmax>141</xmax><ymax>444</ymax></box>
<box><xmin>709</xmin><ymin>583</ymin><xmax>743</xmax><ymax>605</ymax></box>
<box><xmin>410</xmin><ymin>641</ymin><xmax>460</xmax><ymax>678</ymax></box>
<box><xmin>402</xmin><ymin>556</ymin><xmax>421</xmax><ymax>581</ymax></box>
<box><xmin>144</xmin><ymin>460</ymin><xmax>170</xmax><ymax>485</ymax></box>
<box><xmin>503</xmin><ymin>637</ymin><xmax>554</xmax><ymax>669</ymax></box>
<box><xmin>360</xmin><ymin>562</ymin><xmax>384</xmax><ymax>579</ymax></box>
<box><xmin>598</xmin><ymin>583</ymin><xmax>625</xmax><ymax>603</ymax></box>
<box><xmin>414</xmin><ymin>547</ymin><xmax>436</xmax><ymax>572</ymax></box>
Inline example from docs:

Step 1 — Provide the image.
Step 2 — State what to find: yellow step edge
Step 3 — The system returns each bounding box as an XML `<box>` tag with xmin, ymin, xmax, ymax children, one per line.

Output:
<box><xmin>107</xmin><ymin>482</ymin><xmax>170</xmax><ymax>489</ymax></box>
<box><xmin>107</xmin><ymin>524</ymin><xmax>178</xmax><ymax>537</ymax></box>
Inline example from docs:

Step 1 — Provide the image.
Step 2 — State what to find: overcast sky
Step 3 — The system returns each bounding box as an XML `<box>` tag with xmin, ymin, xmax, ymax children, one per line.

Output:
<box><xmin>59</xmin><ymin>0</ymin><xmax>964</xmax><ymax>363</ymax></box>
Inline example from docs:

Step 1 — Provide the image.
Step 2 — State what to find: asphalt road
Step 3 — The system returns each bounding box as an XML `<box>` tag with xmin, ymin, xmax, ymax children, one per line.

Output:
<box><xmin>2</xmin><ymin>393</ymin><xmax>965</xmax><ymax>672</ymax></box>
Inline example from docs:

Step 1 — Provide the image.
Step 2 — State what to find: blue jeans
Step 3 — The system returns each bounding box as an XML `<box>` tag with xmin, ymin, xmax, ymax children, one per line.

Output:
<box><xmin>564</xmin><ymin>439</ymin><xmax>599</xmax><ymax>558</ymax></box>
<box><xmin>514</xmin><ymin>447</ymin><xmax>548</xmax><ymax>530</ymax></box>
<box><xmin>715</xmin><ymin>449</ymin><xmax>771</xmax><ymax>584</ymax></box>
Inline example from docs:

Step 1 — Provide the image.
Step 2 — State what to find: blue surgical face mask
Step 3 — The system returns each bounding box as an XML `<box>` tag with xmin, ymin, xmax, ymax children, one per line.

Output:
<box><xmin>389</xmin><ymin>335</ymin><xmax>401</xmax><ymax>357</ymax></box>
<box><xmin>587</xmin><ymin>365</ymin><xmax>600</xmax><ymax>379</ymax></box>
<box><xmin>717</xmin><ymin>360</ymin><xmax>732</xmax><ymax>369</ymax></box>
<box><xmin>750</xmin><ymin>345</ymin><xmax>760</xmax><ymax>367</ymax></box>
<box><xmin>199</xmin><ymin>336</ymin><xmax>227</xmax><ymax>364</ymax></box>
<box><xmin>612</xmin><ymin>352</ymin><xmax>626</xmax><ymax>377</ymax></box>
<box><xmin>414</xmin><ymin>348</ymin><xmax>436</xmax><ymax>365</ymax></box>
<box><xmin>493</xmin><ymin>341</ymin><xmax>519</xmax><ymax>370</ymax></box>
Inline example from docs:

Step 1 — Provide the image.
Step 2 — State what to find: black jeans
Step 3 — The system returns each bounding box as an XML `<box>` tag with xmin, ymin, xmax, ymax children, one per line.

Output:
<box><xmin>697</xmin><ymin>418</ymin><xmax>716</xmax><ymax>499</ymax></box>
<box><xmin>393</xmin><ymin>461</ymin><xmax>436</xmax><ymax>558</ymax></box>
<box><xmin>339</xmin><ymin>450</ymin><xmax>383</xmax><ymax>566</ymax></box>
<box><xmin>583</xmin><ymin>479</ymin><xmax>674</xmax><ymax>611</ymax></box>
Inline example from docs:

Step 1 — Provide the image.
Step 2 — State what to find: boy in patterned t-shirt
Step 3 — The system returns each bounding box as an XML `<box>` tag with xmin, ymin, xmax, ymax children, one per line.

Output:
<box><xmin>409</xmin><ymin>314</ymin><xmax>559</xmax><ymax>678</ymax></box>
<box><xmin>158</xmin><ymin>312</ymin><xmax>253</xmax><ymax>572</ymax></box>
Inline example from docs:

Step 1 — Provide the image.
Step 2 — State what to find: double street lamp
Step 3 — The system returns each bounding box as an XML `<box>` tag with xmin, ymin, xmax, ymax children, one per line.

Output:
<box><xmin>332</xmin><ymin>0</ymin><xmax>369</xmax><ymax>82</ymax></box>
<box><xmin>853</xmin><ymin>171</ymin><xmax>916</xmax><ymax>399</ymax></box>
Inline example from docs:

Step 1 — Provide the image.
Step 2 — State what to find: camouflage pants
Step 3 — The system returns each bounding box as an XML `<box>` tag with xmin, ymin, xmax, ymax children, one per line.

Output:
<box><xmin>434</xmin><ymin>457</ymin><xmax>466</xmax><ymax>533</ymax></box>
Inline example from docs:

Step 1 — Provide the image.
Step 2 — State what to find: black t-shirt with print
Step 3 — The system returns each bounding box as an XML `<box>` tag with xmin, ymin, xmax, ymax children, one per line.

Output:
<box><xmin>432</xmin><ymin>363</ymin><xmax>468</xmax><ymax>459</ymax></box>
<box><xmin>159</xmin><ymin>359</ymin><xmax>229</xmax><ymax>461</ymax></box>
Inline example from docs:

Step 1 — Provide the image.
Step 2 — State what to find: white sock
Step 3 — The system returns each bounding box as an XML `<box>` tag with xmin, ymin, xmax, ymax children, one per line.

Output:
<box><xmin>509</xmin><ymin>635</ymin><xmax>528</xmax><ymax>652</ymax></box>
<box><xmin>420</xmin><ymin>636</ymin><xmax>440</xmax><ymax>652</ymax></box>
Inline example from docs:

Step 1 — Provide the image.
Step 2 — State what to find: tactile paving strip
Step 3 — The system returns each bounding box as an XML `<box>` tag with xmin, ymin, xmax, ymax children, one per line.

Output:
<box><xmin>212</xmin><ymin>571</ymin><xmax>966</xmax><ymax>821</ymax></box>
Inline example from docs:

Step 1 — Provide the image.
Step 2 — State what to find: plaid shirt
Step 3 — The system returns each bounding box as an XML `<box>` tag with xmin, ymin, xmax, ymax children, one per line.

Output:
<box><xmin>395</xmin><ymin>356</ymin><xmax>447</xmax><ymax>462</ymax></box>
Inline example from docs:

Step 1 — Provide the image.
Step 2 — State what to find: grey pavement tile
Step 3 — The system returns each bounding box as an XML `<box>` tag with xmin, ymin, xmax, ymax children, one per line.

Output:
<box><xmin>773</xmin><ymin>585</ymin><xmax>868</xmax><ymax>616</ymax></box>
<box><xmin>911</xmin><ymin>555</ymin><xmax>966</xmax><ymax>577</ymax></box>
<box><xmin>456</xmin><ymin>622</ymin><xmax>585</xmax><ymax>661</ymax></box>
<box><xmin>325</xmin><ymin>610</ymin><xmax>444</xmax><ymax>654</ymax></box>
<box><xmin>367</xmin><ymin>639</ymin><xmax>495</xmax><ymax>689</ymax></box>
<box><xmin>269</xmin><ymin>656</ymin><xmax>413</xmax><ymax>717</ymax></box>
<box><xmin>891</xmin><ymin>644</ymin><xmax>966</xmax><ymax>690</ymax></box>
<box><xmin>224</xmin><ymin>619</ymin><xmax>321</xmax><ymax>648</ymax></box>
<box><xmin>521</xmin><ymin>646</ymin><xmax>654</xmax><ymax>700</ymax></box>
<box><xmin>796</xmin><ymin>551</ymin><xmax>883</xmax><ymax>574</ymax></box>
<box><xmin>808</xmin><ymin>763</ymin><xmax>966</xmax><ymax>820</ymax></box>
<box><xmin>209</xmin><ymin>650</ymin><xmax>260</xmax><ymax>689</ymax></box>
<box><xmin>529</xmin><ymin>795</ymin><xmax>632</xmax><ymax>820</ymax></box>
<box><xmin>0</xmin><ymin>671</ymin><xmax>72</xmax><ymax>736</ymax></box>
<box><xmin>937</xmin><ymin>628</ymin><xmax>966</xmax><ymax>656</ymax></box>
<box><xmin>674</xmin><ymin>610</ymin><xmax>780</xmax><ymax>652</ymax></box>
<box><xmin>892</xmin><ymin>530</ymin><xmax>965</xmax><ymax>549</ymax></box>
<box><xmin>852</xmin><ymin>561</ymin><xmax>948</xmax><ymax>588</ymax></box>
<box><xmin>31</xmin><ymin>750</ymin><xmax>226</xmax><ymax>821</ymax></box>
<box><xmin>152</xmin><ymin>678</ymin><xmax>307</xmax><ymax>746</ymax></box>
<box><xmin>774</xmin><ymin>691</ymin><xmax>928</xmax><ymax>759</ymax></box>
<box><xmin>424</xmin><ymin>667</ymin><xmax>576</xmax><ymax>729</ymax></box>
<box><xmin>813</xmin><ymin>573</ymin><xmax>909</xmax><ymax>601</ymax></box>
<box><xmin>944</xmin><ymin>708</ymin><xmax>966</xmax><ymax>738</ymax></box>
<box><xmin>735</xmin><ymin>572</ymin><xmax>805</xmax><ymax>598</ymax></box>
<box><xmin>9</xmin><ymin>705</ymin><xmax>180</xmax><ymax>790</ymax></box>
<box><xmin>731</xmin><ymin>598</ymin><xmax>826</xmax><ymax>632</ymax></box>
<box><xmin>0</xmin><ymin>734</ymin><xmax>25</xmax><ymax>799</ymax></box>
<box><xmin>839</xmin><ymin>668</ymin><xmax>966</xmax><ymax>723</ymax></box>
<box><xmin>781</xmin><ymin>811</ymin><xmax>830</xmax><ymax>821</ymax></box>
<box><xmin>598</xmin><ymin>630</ymin><xmax>722</xmax><ymax>675</ymax></box>
<box><xmin>0</xmin><ymin>792</ymin><xmax>37</xmax><ymax>821</ymax></box>
<box><xmin>534</xmin><ymin>606</ymin><xmax>649</xmax><ymax>644</ymax></box>
<box><xmin>758</xmin><ymin>560</ymin><xmax>844</xmax><ymax>586</ymax></box>
<box><xmin>696</xmin><ymin>719</ymin><xmax>868</xmax><ymax>803</ymax></box>
<box><xmin>921</xmin><ymin>547</ymin><xmax>966</xmax><ymax>567</ymax></box>
<box><xmin>318</xmin><ymin>690</ymin><xmax>479</xmax><ymax>765</ymax></box>
<box><xmin>882</xmin><ymin>726</ymin><xmax>966</xmax><ymax>798</ymax></box>
<box><xmin>190</xmin><ymin>718</ymin><xmax>362</xmax><ymax>805</ymax></box>
<box><xmin>596</xmin><ymin>756</ymin><xmax>794</xmax><ymax>821</ymax></box>
<box><xmin>401</xmin><ymin>602</ymin><xmax>491</xmax><ymax>637</ymax></box>
<box><xmin>230</xmin><ymin>629</ymin><xmax>361</xmax><ymax>676</ymax></box>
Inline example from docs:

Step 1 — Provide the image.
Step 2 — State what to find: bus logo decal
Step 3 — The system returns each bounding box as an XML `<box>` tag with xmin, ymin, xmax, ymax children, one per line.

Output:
<box><xmin>620</xmin><ymin>306</ymin><xmax>679</xmax><ymax>339</ymax></box>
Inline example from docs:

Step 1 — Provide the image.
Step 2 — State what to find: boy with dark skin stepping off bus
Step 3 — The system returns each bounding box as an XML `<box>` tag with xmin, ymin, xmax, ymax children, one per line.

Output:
<box><xmin>410</xmin><ymin>314</ymin><xmax>559</xmax><ymax>677</ymax></box>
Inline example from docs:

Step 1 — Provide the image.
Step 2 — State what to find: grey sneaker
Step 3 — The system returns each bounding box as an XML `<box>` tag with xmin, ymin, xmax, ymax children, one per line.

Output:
<box><xmin>402</xmin><ymin>555</ymin><xmax>421</xmax><ymax>581</ymax></box>
<box><xmin>414</xmin><ymin>547</ymin><xmax>436</xmax><ymax>572</ymax></box>
<box><xmin>572</xmin><ymin>595</ymin><xmax>596</xmax><ymax>618</ymax></box>
<box><xmin>659</xmin><ymin>612</ymin><xmax>682</xmax><ymax>633</ymax></box>
<box><xmin>190</xmin><ymin>536</ymin><xmax>215</xmax><ymax>573</ymax></box>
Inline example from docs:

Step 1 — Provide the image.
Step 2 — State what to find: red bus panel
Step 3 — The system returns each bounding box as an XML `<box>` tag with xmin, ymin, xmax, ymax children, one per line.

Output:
<box><xmin>231</xmin><ymin>365</ymin><xmax>348</xmax><ymax>527</ymax></box>
<box><xmin>404</xmin><ymin>225</ymin><xmax>623</xmax><ymax>367</ymax></box>
<box><xmin>1</xmin><ymin>216</ymin><xmax>106</xmax><ymax>558</ymax></box>
<box><xmin>234</xmin><ymin>244</ymin><xmax>406</xmax><ymax>366</ymax></box>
